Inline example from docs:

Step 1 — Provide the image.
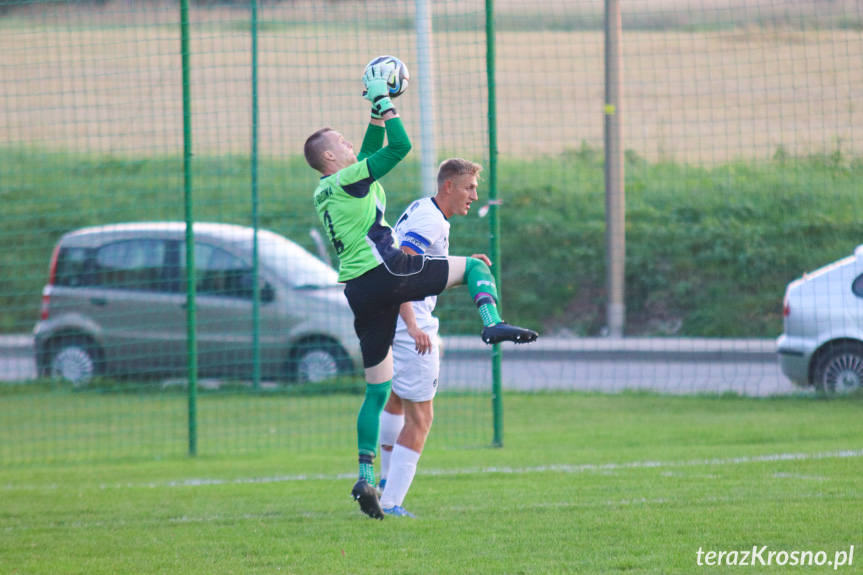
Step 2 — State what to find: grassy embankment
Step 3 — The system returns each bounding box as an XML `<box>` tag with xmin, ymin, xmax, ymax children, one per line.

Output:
<box><xmin>2</xmin><ymin>146</ymin><xmax>861</xmax><ymax>337</ymax></box>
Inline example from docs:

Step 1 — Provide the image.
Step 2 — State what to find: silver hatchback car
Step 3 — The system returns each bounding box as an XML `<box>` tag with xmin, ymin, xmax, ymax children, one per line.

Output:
<box><xmin>777</xmin><ymin>245</ymin><xmax>863</xmax><ymax>394</ymax></box>
<box><xmin>34</xmin><ymin>222</ymin><xmax>360</xmax><ymax>385</ymax></box>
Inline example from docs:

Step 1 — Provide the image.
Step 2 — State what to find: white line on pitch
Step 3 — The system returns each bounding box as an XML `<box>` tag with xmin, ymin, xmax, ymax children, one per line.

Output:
<box><xmin>3</xmin><ymin>449</ymin><xmax>862</xmax><ymax>492</ymax></box>
<box><xmin>153</xmin><ymin>448</ymin><xmax>863</xmax><ymax>487</ymax></box>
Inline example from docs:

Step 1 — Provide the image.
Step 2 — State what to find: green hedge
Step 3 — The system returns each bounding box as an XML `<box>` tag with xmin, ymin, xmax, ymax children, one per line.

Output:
<box><xmin>2</xmin><ymin>146</ymin><xmax>861</xmax><ymax>337</ymax></box>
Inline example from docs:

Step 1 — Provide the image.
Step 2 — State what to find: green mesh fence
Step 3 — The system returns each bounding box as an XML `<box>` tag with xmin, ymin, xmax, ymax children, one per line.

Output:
<box><xmin>0</xmin><ymin>0</ymin><xmax>493</xmax><ymax>464</ymax></box>
<box><xmin>2</xmin><ymin>0</ymin><xmax>863</xmax><ymax>465</ymax></box>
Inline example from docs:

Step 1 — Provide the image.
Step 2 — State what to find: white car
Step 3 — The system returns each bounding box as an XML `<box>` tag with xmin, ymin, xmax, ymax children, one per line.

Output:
<box><xmin>777</xmin><ymin>245</ymin><xmax>863</xmax><ymax>394</ymax></box>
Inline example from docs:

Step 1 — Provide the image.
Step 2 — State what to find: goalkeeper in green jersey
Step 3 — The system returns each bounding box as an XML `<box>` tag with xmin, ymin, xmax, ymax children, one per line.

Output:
<box><xmin>305</xmin><ymin>61</ymin><xmax>537</xmax><ymax>520</ymax></box>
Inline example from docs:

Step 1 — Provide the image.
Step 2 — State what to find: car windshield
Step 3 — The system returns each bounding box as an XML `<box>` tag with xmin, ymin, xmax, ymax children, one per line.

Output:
<box><xmin>251</xmin><ymin>231</ymin><xmax>340</xmax><ymax>288</ymax></box>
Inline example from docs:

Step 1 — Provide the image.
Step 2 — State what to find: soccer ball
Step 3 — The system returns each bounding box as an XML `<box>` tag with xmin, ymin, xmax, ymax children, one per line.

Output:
<box><xmin>363</xmin><ymin>55</ymin><xmax>410</xmax><ymax>99</ymax></box>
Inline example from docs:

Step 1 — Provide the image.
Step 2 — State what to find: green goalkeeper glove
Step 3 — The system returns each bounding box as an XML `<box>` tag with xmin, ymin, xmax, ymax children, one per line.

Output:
<box><xmin>363</xmin><ymin>62</ymin><xmax>396</xmax><ymax>118</ymax></box>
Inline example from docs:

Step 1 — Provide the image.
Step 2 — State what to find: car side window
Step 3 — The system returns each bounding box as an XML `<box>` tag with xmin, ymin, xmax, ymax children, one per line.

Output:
<box><xmin>54</xmin><ymin>247</ymin><xmax>90</xmax><ymax>287</ymax></box>
<box><xmin>94</xmin><ymin>240</ymin><xmax>168</xmax><ymax>292</ymax></box>
<box><xmin>853</xmin><ymin>273</ymin><xmax>863</xmax><ymax>298</ymax></box>
<box><xmin>180</xmin><ymin>243</ymin><xmax>261</xmax><ymax>300</ymax></box>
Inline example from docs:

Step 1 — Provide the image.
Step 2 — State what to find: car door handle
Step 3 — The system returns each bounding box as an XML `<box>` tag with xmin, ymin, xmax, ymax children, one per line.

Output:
<box><xmin>90</xmin><ymin>298</ymin><xmax>108</xmax><ymax>307</ymax></box>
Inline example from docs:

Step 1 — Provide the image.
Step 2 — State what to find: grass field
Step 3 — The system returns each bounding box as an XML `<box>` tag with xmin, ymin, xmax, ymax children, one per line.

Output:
<box><xmin>2</xmin><ymin>392</ymin><xmax>863</xmax><ymax>574</ymax></box>
<box><xmin>0</xmin><ymin>382</ymin><xmax>491</xmax><ymax>465</ymax></box>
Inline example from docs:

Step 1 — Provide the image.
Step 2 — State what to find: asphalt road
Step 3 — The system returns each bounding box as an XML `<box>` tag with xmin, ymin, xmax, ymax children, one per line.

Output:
<box><xmin>0</xmin><ymin>335</ymin><xmax>799</xmax><ymax>397</ymax></box>
<box><xmin>439</xmin><ymin>336</ymin><xmax>798</xmax><ymax>397</ymax></box>
<box><xmin>440</xmin><ymin>358</ymin><xmax>795</xmax><ymax>397</ymax></box>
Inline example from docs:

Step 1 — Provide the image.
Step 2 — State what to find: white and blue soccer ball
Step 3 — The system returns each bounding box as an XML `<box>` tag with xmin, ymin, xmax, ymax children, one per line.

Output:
<box><xmin>364</xmin><ymin>55</ymin><xmax>410</xmax><ymax>99</ymax></box>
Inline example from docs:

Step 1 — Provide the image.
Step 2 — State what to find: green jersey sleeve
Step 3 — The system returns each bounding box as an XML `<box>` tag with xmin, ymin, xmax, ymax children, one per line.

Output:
<box><xmin>366</xmin><ymin>117</ymin><xmax>412</xmax><ymax>180</ymax></box>
<box><xmin>357</xmin><ymin>123</ymin><xmax>385</xmax><ymax>162</ymax></box>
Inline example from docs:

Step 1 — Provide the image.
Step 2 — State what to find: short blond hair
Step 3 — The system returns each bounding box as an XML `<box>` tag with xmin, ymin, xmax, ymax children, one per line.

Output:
<box><xmin>437</xmin><ymin>158</ymin><xmax>483</xmax><ymax>189</ymax></box>
<box><xmin>304</xmin><ymin>127</ymin><xmax>335</xmax><ymax>173</ymax></box>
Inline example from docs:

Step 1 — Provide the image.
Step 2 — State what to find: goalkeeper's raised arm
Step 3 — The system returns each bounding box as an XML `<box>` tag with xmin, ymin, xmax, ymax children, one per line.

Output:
<box><xmin>358</xmin><ymin>62</ymin><xmax>410</xmax><ymax>180</ymax></box>
<box><xmin>356</xmin><ymin>62</ymin><xmax>391</xmax><ymax>161</ymax></box>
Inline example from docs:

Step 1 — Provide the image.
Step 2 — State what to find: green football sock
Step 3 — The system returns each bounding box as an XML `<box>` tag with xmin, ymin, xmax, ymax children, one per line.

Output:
<box><xmin>479</xmin><ymin>302</ymin><xmax>503</xmax><ymax>327</ymax></box>
<box><xmin>357</xmin><ymin>380</ymin><xmax>391</xmax><ymax>472</ymax></box>
<box><xmin>359</xmin><ymin>455</ymin><xmax>376</xmax><ymax>485</ymax></box>
<box><xmin>463</xmin><ymin>257</ymin><xmax>503</xmax><ymax>327</ymax></box>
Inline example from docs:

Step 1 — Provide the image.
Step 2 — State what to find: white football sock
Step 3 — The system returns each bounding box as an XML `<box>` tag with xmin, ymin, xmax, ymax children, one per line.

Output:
<box><xmin>380</xmin><ymin>444</ymin><xmax>421</xmax><ymax>509</ymax></box>
<box><xmin>378</xmin><ymin>410</ymin><xmax>404</xmax><ymax>481</ymax></box>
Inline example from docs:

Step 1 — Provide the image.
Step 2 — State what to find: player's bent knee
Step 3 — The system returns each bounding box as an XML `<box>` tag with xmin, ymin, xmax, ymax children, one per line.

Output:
<box><xmin>462</xmin><ymin>256</ymin><xmax>499</xmax><ymax>303</ymax></box>
<box><xmin>466</xmin><ymin>256</ymin><xmax>489</xmax><ymax>272</ymax></box>
<box><xmin>445</xmin><ymin>256</ymin><xmax>467</xmax><ymax>289</ymax></box>
<box><xmin>406</xmin><ymin>401</ymin><xmax>434</xmax><ymax>433</ymax></box>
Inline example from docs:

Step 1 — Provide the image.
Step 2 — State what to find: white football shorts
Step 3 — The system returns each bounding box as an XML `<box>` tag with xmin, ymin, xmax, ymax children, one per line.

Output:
<box><xmin>392</xmin><ymin>324</ymin><xmax>441</xmax><ymax>402</ymax></box>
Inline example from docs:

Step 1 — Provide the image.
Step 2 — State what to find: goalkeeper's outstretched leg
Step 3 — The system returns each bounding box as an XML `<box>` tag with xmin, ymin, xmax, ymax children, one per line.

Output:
<box><xmin>446</xmin><ymin>256</ymin><xmax>539</xmax><ymax>345</ymax></box>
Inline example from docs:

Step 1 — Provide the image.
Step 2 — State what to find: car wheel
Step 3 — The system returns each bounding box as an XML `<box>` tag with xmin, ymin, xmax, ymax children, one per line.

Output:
<box><xmin>49</xmin><ymin>337</ymin><xmax>100</xmax><ymax>387</ymax></box>
<box><xmin>290</xmin><ymin>341</ymin><xmax>352</xmax><ymax>383</ymax></box>
<box><xmin>813</xmin><ymin>342</ymin><xmax>863</xmax><ymax>395</ymax></box>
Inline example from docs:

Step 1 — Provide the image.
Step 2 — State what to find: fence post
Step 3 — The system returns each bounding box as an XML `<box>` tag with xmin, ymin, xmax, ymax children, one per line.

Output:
<box><xmin>251</xmin><ymin>0</ymin><xmax>262</xmax><ymax>390</ymax></box>
<box><xmin>415</xmin><ymin>0</ymin><xmax>437</xmax><ymax>197</ymax></box>
<box><xmin>604</xmin><ymin>0</ymin><xmax>626</xmax><ymax>338</ymax></box>
<box><xmin>485</xmin><ymin>0</ymin><xmax>504</xmax><ymax>448</ymax></box>
<box><xmin>180</xmin><ymin>0</ymin><xmax>198</xmax><ymax>456</ymax></box>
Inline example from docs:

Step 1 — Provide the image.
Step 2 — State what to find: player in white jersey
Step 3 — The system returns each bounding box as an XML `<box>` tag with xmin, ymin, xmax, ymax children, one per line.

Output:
<box><xmin>377</xmin><ymin>158</ymin><xmax>491</xmax><ymax>517</ymax></box>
